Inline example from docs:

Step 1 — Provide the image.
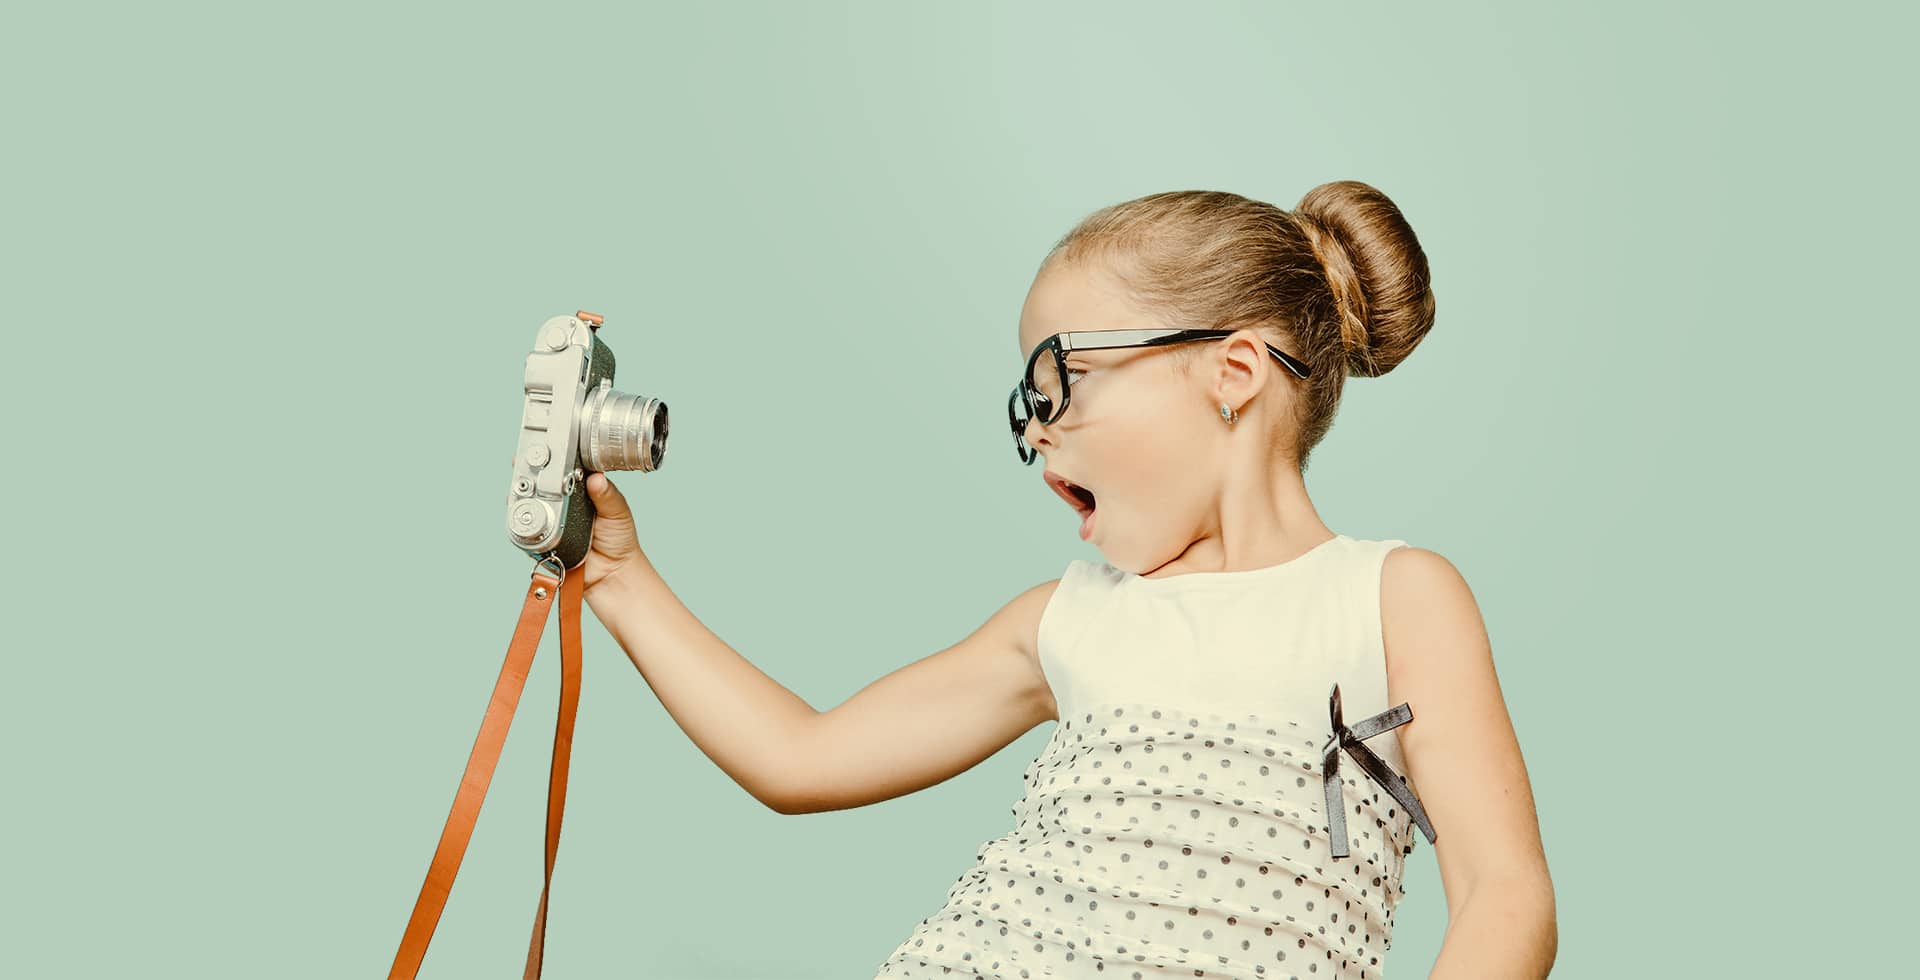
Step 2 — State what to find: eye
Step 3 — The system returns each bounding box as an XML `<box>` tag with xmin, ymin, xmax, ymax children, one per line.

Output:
<box><xmin>1066</xmin><ymin>368</ymin><xmax>1086</xmax><ymax>386</ymax></box>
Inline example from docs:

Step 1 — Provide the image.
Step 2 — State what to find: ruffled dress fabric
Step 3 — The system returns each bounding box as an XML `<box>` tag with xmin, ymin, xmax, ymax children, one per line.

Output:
<box><xmin>874</xmin><ymin>535</ymin><xmax>1423</xmax><ymax>980</ymax></box>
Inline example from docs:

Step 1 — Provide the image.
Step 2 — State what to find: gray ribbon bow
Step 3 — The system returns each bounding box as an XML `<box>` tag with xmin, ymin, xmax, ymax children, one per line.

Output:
<box><xmin>1321</xmin><ymin>682</ymin><xmax>1438</xmax><ymax>859</ymax></box>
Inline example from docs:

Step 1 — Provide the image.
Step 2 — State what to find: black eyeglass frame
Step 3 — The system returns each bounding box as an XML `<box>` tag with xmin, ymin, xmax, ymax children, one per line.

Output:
<box><xmin>1007</xmin><ymin>328</ymin><xmax>1313</xmax><ymax>464</ymax></box>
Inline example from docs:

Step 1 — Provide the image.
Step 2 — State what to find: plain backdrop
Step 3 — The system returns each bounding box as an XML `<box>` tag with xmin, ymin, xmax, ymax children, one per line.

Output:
<box><xmin>3</xmin><ymin>1</ymin><xmax>1912</xmax><ymax>977</ymax></box>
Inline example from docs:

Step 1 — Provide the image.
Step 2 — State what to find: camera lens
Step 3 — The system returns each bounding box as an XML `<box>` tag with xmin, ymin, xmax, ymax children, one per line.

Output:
<box><xmin>582</xmin><ymin>385</ymin><xmax>668</xmax><ymax>472</ymax></box>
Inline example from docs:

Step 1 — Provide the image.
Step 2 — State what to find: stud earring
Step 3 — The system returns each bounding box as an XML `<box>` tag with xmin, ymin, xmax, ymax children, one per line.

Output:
<box><xmin>1220</xmin><ymin>403</ymin><xmax>1238</xmax><ymax>426</ymax></box>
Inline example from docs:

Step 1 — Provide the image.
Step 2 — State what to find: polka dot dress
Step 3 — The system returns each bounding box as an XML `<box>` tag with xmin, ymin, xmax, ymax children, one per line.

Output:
<box><xmin>872</xmin><ymin>701</ymin><xmax>1419</xmax><ymax>980</ymax></box>
<box><xmin>873</xmin><ymin>536</ymin><xmax>1422</xmax><ymax>980</ymax></box>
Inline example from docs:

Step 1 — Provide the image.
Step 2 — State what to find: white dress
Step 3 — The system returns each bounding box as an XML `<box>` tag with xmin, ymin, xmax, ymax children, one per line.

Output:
<box><xmin>873</xmin><ymin>534</ymin><xmax>1432</xmax><ymax>980</ymax></box>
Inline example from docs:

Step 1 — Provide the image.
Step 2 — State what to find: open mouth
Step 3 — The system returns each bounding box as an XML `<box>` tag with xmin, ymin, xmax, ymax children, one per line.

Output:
<box><xmin>1045</xmin><ymin>471</ymin><xmax>1098</xmax><ymax>519</ymax></box>
<box><xmin>1065</xmin><ymin>482</ymin><xmax>1096</xmax><ymax>516</ymax></box>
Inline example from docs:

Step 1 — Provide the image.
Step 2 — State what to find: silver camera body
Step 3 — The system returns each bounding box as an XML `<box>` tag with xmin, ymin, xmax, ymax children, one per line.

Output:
<box><xmin>506</xmin><ymin>311</ymin><xmax>668</xmax><ymax>568</ymax></box>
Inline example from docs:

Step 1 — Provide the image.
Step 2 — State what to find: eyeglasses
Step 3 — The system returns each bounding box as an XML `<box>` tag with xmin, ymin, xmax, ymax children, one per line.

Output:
<box><xmin>1007</xmin><ymin>328</ymin><xmax>1312</xmax><ymax>464</ymax></box>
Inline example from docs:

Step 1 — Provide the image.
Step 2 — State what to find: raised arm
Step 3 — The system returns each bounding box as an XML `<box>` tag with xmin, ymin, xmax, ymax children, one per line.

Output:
<box><xmin>775</xmin><ymin>578</ymin><xmax>1060</xmax><ymax>814</ymax></box>
<box><xmin>587</xmin><ymin>563</ymin><xmax>1060</xmax><ymax>816</ymax></box>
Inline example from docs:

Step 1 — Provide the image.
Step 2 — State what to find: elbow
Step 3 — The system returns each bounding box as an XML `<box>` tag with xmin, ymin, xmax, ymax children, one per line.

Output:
<box><xmin>1534</xmin><ymin>876</ymin><xmax>1559</xmax><ymax>957</ymax></box>
<box><xmin>755</xmin><ymin>781</ymin><xmax>800</xmax><ymax>815</ymax></box>
<box><xmin>1497</xmin><ymin>872</ymin><xmax>1559</xmax><ymax>972</ymax></box>
<box><xmin>755</xmin><ymin>773</ymin><xmax>816</xmax><ymax>816</ymax></box>
<box><xmin>763</xmin><ymin>784</ymin><xmax>833</xmax><ymax>816</ymax></box>
<box><xmin>752</xmin><ymin>724</ymin><xmax>812</xmax><ymax>816</ymax></box>
<box><xmin>1451</xmin><ymin>869</ymin><xmax>1558</xmax><ymax>957</ymax></box>
<box><xmin>1449</xmin><ymin>866</ymin><xmax>1555</xmax><ymax>919</ymax></box>
<box><xmin>1539</xmin><ymin>883</ymin><xmax>1560</xmax><ymax>969</ymax></box>
<box><xmin>762</xmin><ymin>791</ymin><xmax>807</xmax><ymax>816</ymax></box>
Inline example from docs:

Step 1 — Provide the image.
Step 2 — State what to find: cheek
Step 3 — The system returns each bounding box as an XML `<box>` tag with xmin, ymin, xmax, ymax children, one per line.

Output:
<box><xmin>1091</xmin><ymin>394</ymin><xmax>1215</xmax><ymax>496</ymax></box>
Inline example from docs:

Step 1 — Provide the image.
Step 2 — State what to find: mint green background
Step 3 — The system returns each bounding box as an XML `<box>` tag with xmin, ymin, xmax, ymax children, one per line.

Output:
<box><xmin>5</xmin><ymin>1</ymin><xmax>1911</xmax><ymax>977</ymax></box>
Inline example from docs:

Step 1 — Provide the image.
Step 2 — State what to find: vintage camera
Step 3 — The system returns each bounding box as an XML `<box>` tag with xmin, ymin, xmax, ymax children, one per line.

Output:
<box><xmin>506</xmin><ymin>311</ymin><xmax>668</xmax><ymax>568</ymax></box>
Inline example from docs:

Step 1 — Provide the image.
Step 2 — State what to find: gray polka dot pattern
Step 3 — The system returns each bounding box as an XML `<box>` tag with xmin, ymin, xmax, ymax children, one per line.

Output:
<box><xmin>873</xmin><ymin>700</ymin><xmax>1420</xmax><ymax>979</ymax></box>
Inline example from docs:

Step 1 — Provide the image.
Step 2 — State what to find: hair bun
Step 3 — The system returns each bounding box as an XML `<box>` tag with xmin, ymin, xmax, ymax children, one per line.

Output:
<box><xmin>1293</xmin><ymin>180</ymin><xmax>1436</xmax><ymax>377</ymax></box>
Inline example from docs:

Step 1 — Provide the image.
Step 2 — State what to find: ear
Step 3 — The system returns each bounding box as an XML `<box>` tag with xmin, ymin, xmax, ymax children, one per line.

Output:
<box><xmin>1211</xmin><ymin>328</ymin><xmax>1272</xmax><ymax>413</ymax></box>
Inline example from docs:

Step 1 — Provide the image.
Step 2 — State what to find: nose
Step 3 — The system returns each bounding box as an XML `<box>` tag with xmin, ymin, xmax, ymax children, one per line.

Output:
<box><xmin>1022</xmin><ymin>414</ymin><xmax>1056</xmax><ymax>460</ymax></box>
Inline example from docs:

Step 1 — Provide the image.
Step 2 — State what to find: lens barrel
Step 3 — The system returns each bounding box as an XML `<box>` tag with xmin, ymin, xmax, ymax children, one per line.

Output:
<box><xmin>582</xmin><ymin>383</ymin><xmax>668</xmax><ymax>472</ymax></box>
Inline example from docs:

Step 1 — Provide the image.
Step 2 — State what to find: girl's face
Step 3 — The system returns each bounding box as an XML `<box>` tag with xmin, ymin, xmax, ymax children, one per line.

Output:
<box><xmin>1016</xmin><ymin>258</ymin><xmax>1240</xmax><ymax>574</ymax></box>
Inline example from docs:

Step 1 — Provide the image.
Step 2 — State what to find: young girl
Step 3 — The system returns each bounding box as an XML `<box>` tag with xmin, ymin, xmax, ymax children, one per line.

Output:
<box><xmin>576</xmin><ymin>181</ymin><xmax>1556</xmax><ymax>979</ymax></box>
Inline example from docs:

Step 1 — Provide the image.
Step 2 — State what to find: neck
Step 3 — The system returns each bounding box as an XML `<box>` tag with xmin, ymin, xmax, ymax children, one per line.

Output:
<box><xmin>1141</xmin><ymin>457</ymin><xmax>1332</xmax><ymax>577</ymax></box>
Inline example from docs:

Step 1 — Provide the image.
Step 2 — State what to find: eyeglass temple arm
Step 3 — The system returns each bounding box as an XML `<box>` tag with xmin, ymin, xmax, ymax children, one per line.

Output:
<box><xmin>1059</xmin><ymin>329</ymin><xmax>1310</xmax><ymax>379</ymax></box>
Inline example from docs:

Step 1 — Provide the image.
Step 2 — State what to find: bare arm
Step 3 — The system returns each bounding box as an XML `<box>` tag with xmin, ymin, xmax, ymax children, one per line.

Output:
<box><xmin>776</xmin><ymin>578</ymin><xmax>1060</xmax><ymax>815</ymax></box>
<box><xmin>587</xmin><ymin>564</ymin><xmax>1060</xmax><ymax>815</ymax></box>
<box><xmin>585</xmin><ymin>563</ymin><xmax>823</xmax><ymax>811</ymax></box>
<box><xmin>1381</xmin><ymin>547</ymin><xmax>1558</xmax><ymax>978</ymax></box>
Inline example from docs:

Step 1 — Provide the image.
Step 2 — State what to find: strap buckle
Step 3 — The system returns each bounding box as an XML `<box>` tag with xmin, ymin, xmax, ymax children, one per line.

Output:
<box><xmin>531</xmin><ymin>552</ymin><xmax>566</xmax><ymax>588</ymax></box>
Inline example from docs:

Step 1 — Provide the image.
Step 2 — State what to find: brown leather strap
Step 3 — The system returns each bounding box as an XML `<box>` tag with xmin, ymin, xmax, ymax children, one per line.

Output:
<box><xmin>388</xmin><ymin>564</ymin><xmax>585</xmax><ymax>979</ymax></box>
<box><xmin>523</xmin><ymin>563</ymin><xmax>582</xmax><ymax>977</ymax></box>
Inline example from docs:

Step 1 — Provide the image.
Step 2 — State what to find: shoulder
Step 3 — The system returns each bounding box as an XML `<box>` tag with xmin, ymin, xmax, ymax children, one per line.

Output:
<box><xmin>1001</xmin><ymin>559</ymin><xmax>1094</xmax><ymax>652</ymax></box>
<box><xmin>1379</xmin><ymin>544</ymin><xmax>1464</xmax><ymax>598</ymax></box>
<box><xmin>1001</xmin><ymin>570</ymin><xmax>1067</xmax><ymax>645</ymax></box>
<box><xmin>992</xmin><ymin>563</ymin><xmax>1084</xmax><ymax>722</ymax></box>
<box><xmin>1378</xmin><ymin>545</ymin><xmax>1492</xmax><ymax>692</ymax></box>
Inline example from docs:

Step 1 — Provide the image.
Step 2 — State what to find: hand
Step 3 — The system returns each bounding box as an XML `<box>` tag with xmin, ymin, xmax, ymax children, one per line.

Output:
<box><xmin>509</xmin><ymin>454</ymin><xmax>648</xmax><ymax>598</ymax></box>
<box><xmin>579</xmin><ymin>471</ymin><xmax>647</xmax><ymax>596</ymax></box>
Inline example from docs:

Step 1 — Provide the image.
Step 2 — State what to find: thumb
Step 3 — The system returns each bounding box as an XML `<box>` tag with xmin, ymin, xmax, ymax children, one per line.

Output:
<box><xmin>587</xmin><ymin>472</ymin><xmax>627</xmax><ymax>511</ymax></box>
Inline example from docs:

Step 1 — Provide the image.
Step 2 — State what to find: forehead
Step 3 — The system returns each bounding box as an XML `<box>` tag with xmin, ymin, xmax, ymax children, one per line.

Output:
<box><xmin>1016</xmin><ymin>258</ymin><xmax>1147</xmax><ymax>359</ymax></box>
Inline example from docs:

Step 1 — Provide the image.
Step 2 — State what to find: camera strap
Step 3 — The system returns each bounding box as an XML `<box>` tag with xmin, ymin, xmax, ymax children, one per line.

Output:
<box><xmin>388</xmin><ymin>559</ymin><xmax>583</xmax><ymax>979</ymax></box>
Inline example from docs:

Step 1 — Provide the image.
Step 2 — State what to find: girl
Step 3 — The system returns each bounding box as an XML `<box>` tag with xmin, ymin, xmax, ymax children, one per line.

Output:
<box><xmin>576</xmin><ymin>181</ymin><xmax>1556</xmax><ymax>979</ymax></box>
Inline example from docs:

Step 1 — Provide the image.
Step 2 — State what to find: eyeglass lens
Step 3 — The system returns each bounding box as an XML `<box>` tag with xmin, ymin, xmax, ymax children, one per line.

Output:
<box><xmin>1025</xmin><ymin>343</ymin><xmax>1066</xmax><ymax>424</ymax></box>
<box><xmin>1009</xmin><ymin>341</ymin><xmax>1066</xmax><ymax>463</ymax></box>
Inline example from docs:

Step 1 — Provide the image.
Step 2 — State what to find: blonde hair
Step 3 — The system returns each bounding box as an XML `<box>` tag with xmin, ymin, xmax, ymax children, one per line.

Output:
<box><xmin>1043</xmin><ymin>180</ymin><xmax>1437</xmax><ymax>473</ymax></box>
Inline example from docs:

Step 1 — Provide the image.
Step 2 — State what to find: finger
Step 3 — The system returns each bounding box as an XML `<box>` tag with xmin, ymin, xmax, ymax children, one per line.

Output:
<box><xmin>586</xmin><ymin>472</ymin><xmax>628</xmax><ymax>514</ymax></box>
